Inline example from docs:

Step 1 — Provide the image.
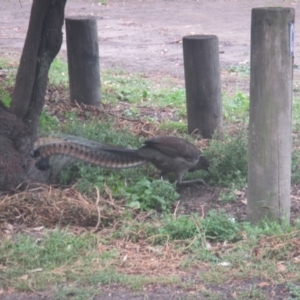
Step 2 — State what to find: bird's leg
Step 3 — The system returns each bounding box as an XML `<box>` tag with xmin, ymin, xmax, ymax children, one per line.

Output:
<box><xmin>178</xmin><ymin>178</ymin><xmax>209</xmax><ymax>188</ymax></box>
<box><xmin>175</xmin><ymin>171</ymin><xmax>209</xmax><ymax>187</ymax></box>
<box><xmin>35</xmin><ymin>157</ymin><xmax>51</xmax><ymax>171</ymax></box>
<box><xmin>159</xmin><ymin>171</ymin><xmax>168</xmax><ymax>180</ymax></box>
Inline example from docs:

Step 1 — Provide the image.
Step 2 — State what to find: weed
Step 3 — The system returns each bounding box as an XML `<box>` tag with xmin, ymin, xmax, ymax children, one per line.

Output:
<box><xmin>292</xmin><ymin>97</ymin><xmax>300</xmax><ymax>131</ymax></box>
<box><xmin>228</xmin><ymin>62</ymin><xmax>250</xmax><ymax>75</ymax></box>
<box><xmin>0</xmin><ymin>59</ymin><xmax>17</xmax><ymax>107</ymax></box>
<box><xmin>123</xmin><ymin>106</ymin><xmax>140</xmax><ymax>118</ymax></box>
<box><xmin>39</xmin><ymin>110</ymin><xmax>60</xmax><ymax>135</ymax></box>
<box><xmin>49</xmin><ymin>58</ymin><xmax>69</xmax><ymax>86</ymax></box>
<box><xmin>159</xmin><ymin>120</ymin><xmax>187</xmax><ymax>133</ymax></box>
<box><xmin>97</xmin><ymin>0</ymin><xmax>108</xmax><ymax>5</ymax></box>
<box><xmin>124</xmin><ymin>178</ymin><xmax>179</xmax><ymax>212</ymax></box>
<box><xmin>160</xmin><ymin>214</ymin><xmax>200</xmax><ymax>240</ymax></box>
<box><xmin>154</xmin><ymin>88</ymin><xmax>185</xmax><ymax>108</ymax></box>
<box><xmin>102</xmin><ymin>69</ymin><xmax>185</xmax><ymax>112</ymax></box>
<box><xmin>292</xmin><ymin>142</ymin><xmax>300</xmax><ymax>183</ymax></box>
<box><xmin>205</xmin><ymin>130</ymin><xmax>248</xmax><ymax>188</ymax></box>
<box><xmin>223</xmin><ymin>91</ymin><xmax>249</xmax><ymax>122</ymax></box>
<box><xmin>0</xmin><ymin>90</ymin><xmax>11</xmax><ymax>107</ymax></box>
<box><xmin>102</xmin><ymin>70</ymin><xmax>150</xmax><ymax>104</ymax></box>
<box><xmin>235</xmin><ymin>286</ymin><xmax>266</xmax><ymax>300</ymax></box>
<box><xmin>287</xmin><ymin>282</ymin><xmax>300</xmax><ymax>299</ymax></box>
<box><xmin>241</xmin><ymin>219</ymin><xmax>292</xmax><ymax>242</ymax></box>
<box><xmin>0</xmin><ymin>58</ymin><xmax>18</xmax><ymax>86</ymax></box>
<box><xmin>60</xmin><ymin>164</ymin><xmax>143</xmax><ymax>194</ymax></box>
<box><xmin>58</xmin><ymin>164</ymin><xmax>178</xmax><ymax>213</ymax></box>
<box><xmin>201</xmin><ymin>209</ymin><xmax>239</xmax><ymax>241</ymax></box>
<box><xmin>112</xmin><ymin>219</ymin><xmax>158</xmax><ymax>242</ymax></box>
<box><xmin>219</xmin><ymin>186</ymin><xmax>238</xmax><ymax>203</ymax></box>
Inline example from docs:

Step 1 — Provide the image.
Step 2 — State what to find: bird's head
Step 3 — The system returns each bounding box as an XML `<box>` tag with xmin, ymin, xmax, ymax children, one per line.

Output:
<box><xmin>188</xmin><ymin>155</ymin><xmax>210</xmax><ymax>172</ymax></box>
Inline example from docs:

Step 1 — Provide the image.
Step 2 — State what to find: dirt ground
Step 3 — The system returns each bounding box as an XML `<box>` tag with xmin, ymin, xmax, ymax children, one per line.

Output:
<box><xmin>1</xmin><ymin>0</ymin><xmax>300</xmax><ymax>299</ymax></box>
<box><xmin>1</xmin><ymin>0</ymin><xmax>300</xmax><ymax>77</ymax></box>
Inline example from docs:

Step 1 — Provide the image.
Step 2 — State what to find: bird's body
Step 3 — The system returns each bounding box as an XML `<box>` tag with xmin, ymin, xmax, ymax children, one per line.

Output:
<box><xmin>137</xmin><ymin>136</ymin><xmax>206</xmax><ymax>183</ymax></box>
<box><xmin>31</xmin><ymin>135</ymin><xmax>209</xmax><ymax>185</ymax></box>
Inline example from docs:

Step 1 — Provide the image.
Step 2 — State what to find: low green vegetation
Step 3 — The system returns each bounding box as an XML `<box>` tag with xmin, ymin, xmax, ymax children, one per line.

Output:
<box><xmin>0</xmin><ymin>229</ymin><xmax>181</xmax><ymax>292</ymax></box>
<box><xmin>1</xmin><ymin>58</ymin><xmax>300</xmax><ymax>298</ymax></box>
<box><xmin>48</xmin><ymin>58</ymin><xmax>69</xmax><ymax>86</ymax></box>
<box><xmin>223</xmin><ymin>91</ymin><xmax>249</xmax><ymax>123</ymax></box>
<box><xmin>1</xmin><ymin>215</ymin><xmax>300</xmax><ymax>293</ymax></box>
<box><xmin>228</xmin><ymin>61</ymin><xmax>250</xmax><ymax>76</ymax></box>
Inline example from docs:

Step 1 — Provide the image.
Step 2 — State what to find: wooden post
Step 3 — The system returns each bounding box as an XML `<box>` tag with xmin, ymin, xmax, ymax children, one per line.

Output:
<box><xmin>248</xmin><ymin>8</ymin><xmax>294</xmax><ymax>224</ymax></box>
<box><xmin>182</xmin><ymin>35</ymin><xmax>223</xmax><ymax>139</ymax></box>
<box><xmin>65</xmin><ymin>17</ymin><xmax>101</xmax><ymax>106</ymax></box>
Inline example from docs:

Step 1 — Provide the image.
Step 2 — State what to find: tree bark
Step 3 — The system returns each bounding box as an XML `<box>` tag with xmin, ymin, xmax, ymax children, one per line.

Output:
<box><xmin>0</xmin><ymin>0</ymin><xmax>67</xmax><ymax>189</ymax></box>
<box><xmin>65</xmin><ymin>17</ymin><xmax>101</xmax><ymax>106</ymax></box>
<box><xmin>183</xmin><ymin>35</ymin><xmax>223</xmax><ymax>139</ymax></box>
<box><xmin>11</xmin><ymin>0</ymin><xmax>67</xmax><ymax>138</ymax></box>
<box><xmin>247</xmin><ymin>7</ymin><xmax>294</xmax><ymax>224</ymax></box>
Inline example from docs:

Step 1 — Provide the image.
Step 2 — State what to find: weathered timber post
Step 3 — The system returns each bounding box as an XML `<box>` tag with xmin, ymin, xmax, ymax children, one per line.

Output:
<box><xmin>248</xmin><ymin>8</ymin><xmax>294</xmax><ymax>224</ymax></box>
<box><xmin>65</xmin><ymin>17</ymin><xmax>101</xmax><ymax>106</ymax></box>
<box><xmin>182</xmin><ymin>35</ymin><xmax>223</xmax><ymax>138</ymax></box>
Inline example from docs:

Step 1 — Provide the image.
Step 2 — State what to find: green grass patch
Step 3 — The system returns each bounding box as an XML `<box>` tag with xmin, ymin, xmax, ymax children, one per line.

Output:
<box><xmin>102</xmin><ymin>69</ymin><xmax>185</xmax><ymax>109</ymax></box>
<box><xmin>48</xmin><ymin>58</ymin><xmax>69</xmax><ymax>86</ymax></box>
<box><xmin>197</xmin><ymin>130</ymin><xmax>248</xmax><ymax>188</ymax></box>
<box><xmin>223</xmin><ymin>91</ymin><xmax>249</xmax><ymax>123</ymax></box>
<box><xmin>1</xmin><ymin>230</ymin><xmax>97</xmax><ymax>271</ymax></box>
<box><xmin>0</xmin><ymin>228</ymin><xmax>182</xmax><ymax>291</ymax></box>
<box><xmin>0</xmin><ymin>58</ymin><xmax>18</xmax><ymax>86</ymax></box>
<box><xmin>227</xmin><ymin>62</ymin><xmax>250</xmax><ymax>76</ymax></box>
<box><xmin>1</xmin><ymin>201</ymin><xmax>300</xmax><ymax>292</ymax></box>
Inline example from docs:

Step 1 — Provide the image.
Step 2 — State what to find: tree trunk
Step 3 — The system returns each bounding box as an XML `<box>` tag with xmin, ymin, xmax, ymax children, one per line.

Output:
<box><xmin>183</xmin><ymin>35</ymin><xmax>223</xmax><ymax>139</ymax></box>
<box><xmin>247</xmin><ymin>7</ymin><xmax>294</xmax><ymax>224</ymax></box>
<box><xmin>0</xmin><ymin>0</ymin><xmax>67</xmax><ymax>190</ymax></box>
<box><xmin>65</xmin><ymin>17</ymin><xmax>101</xmax><ymax>106</ymax></box>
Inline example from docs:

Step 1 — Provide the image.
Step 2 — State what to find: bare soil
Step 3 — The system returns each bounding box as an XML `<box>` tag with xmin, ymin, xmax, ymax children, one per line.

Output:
<box><xmin>2</xmin><ymin>0</ymin><xmax>300</xmax><ymax>77</ymax></box>
<box><xmin>1</xmin><ymin>0</ymin><xmax>300</xmax><ymax>299</ymax></box>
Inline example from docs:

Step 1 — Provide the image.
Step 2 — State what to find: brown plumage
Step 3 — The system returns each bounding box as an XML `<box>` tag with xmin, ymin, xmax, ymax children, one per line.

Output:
<box><xmin>31</xmin><ymin>135</ymin><xmax>210</xmax><ymax>186</ymax></box>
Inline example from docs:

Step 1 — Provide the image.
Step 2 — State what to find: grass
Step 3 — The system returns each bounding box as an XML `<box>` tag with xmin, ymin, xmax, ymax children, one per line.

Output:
<box><xmin>227</xmin><ymin>61</ymin><xmax>250</xmax><ymax>76</ymax></box>
<box><xmin>48</xmin><ymin>58</ymin><xmax>69</xmax><ymax>86</ymax></box>
<box><xmin>223</xmin><ymin>91</ymin><xmax>249</xmax><ymax>123</ymax></box>
<box><xmin>0</xmin><ymin>228</ymin><xmax>182</xmax><ymax>291</ymax></box>
<box><xmin>1</xmin><ymin>220</ymin><xmax>300</xmax><ymax>292</ymax></box>
<box><xmin>54</xmin><ymin>286</ymin><xmax>99</xmax><ymax>300</ymax></box>
<box><xmin>1</xmin><ymin>57</ymin><xmax>300</xmax><ymax>298</ymax></box>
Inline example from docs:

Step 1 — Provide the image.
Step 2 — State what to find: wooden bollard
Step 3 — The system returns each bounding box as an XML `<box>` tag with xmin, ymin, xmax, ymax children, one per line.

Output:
<box><xmin>248</xmin><ymin>7</ymin><xmax>294</xmax><ymax>223</ymax></box>
<box><xmin>183</xmin><ymin>35</ymin><xmax>223</xmax><ymax>138</ymax></box>
<box><xmin>65</xmin><ymin>17</ymin><xmax>101</xmax><ymax>106</ymax></box>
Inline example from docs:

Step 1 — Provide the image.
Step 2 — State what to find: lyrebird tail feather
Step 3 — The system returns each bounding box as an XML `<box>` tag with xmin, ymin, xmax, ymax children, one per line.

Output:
<box><xmin>31</xmin><ymin>135</ymin><xmax>210</xmax><ymax>187</ymax></box>
<box><xmin>31</xmin><ymin>137</ymin><xmax>146</xmax><ymax>169</ymax></box>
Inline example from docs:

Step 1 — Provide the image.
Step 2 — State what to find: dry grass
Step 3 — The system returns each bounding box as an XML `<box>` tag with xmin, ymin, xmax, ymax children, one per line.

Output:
<box><xmin>0</xmin><ymin>185</ymin><xmax>118</xmax><ymax>229</ymax></box>
<box><xmin>0</xmin><ymin>186</ymin><xmax>190</xmax><ymax>277</ymax></box>
<box><xmin>1</xmin><ymin>184</ymin><xmax>300</xmax><ymax>281</ymax></box>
